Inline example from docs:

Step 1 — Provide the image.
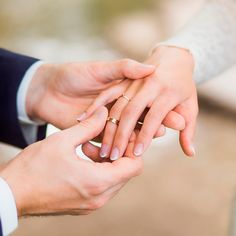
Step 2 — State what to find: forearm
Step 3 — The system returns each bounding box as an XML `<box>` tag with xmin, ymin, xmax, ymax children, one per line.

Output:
<box><xmin>157</xmin><ymin>0</ymin><xmax>236</xmax><ymax>83</ymax></box>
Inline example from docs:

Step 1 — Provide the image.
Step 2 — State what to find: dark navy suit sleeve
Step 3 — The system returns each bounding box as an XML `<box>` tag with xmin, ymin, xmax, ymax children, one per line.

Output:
<box><xmin>0</xmin><ymin>218</ymin><xmax>2</xmax><ymax>236</ymax></box>
<box><xmin>0</xmin><ymin>48</ymin><xmax>47</xmax><ymax>148</ymax></box>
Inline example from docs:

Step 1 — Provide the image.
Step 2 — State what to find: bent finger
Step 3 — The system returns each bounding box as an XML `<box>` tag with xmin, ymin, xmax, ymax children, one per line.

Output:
<box><xmin>163</xmin><ymin>111</ymin><xmax>186</xmax><ymax>131</ymax></box>
<box><xmin>84</xmin><ymin>80</ymin><xmax>131</xmax><ymax>120</ymax></box>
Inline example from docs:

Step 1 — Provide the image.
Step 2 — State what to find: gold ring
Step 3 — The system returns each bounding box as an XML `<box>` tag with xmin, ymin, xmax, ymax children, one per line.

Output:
<box><xmin>120</xmin><ymin>94</ymin><xmax>131</xmax><ymax>102</ymax></box>
<box><xmin>107</xmin><ymin>117</ymin><xmax>119</xmax><ymax>125</ymax></box>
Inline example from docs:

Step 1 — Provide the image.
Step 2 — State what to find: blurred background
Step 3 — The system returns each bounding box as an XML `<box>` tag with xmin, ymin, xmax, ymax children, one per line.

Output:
<box><xmin>1</xmin><ymin>0</ymin><xmax>236</xmax><ymax>235</ymax></box>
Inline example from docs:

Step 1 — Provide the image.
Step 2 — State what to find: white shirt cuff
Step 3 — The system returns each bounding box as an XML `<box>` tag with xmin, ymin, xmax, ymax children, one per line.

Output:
<box><xmin>0</xmin><ymin>178</ymin><xmax>18</xmax><ymax>236</ymax></box>
<box><xmin>17</xmin><ymin>61</ymin><xmax>46</xmax><ymax>126</ymax></box>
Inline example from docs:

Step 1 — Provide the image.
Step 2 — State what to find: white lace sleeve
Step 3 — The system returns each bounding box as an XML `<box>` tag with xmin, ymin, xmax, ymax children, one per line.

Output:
<box><xmin>157</xmin><ymin>0</ymin><xmax>236</xmax><ymax>83</ymax></box>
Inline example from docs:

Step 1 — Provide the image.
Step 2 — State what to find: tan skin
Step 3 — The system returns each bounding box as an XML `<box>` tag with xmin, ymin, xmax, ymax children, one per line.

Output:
<box><xmin>85</xmin><ymin>46</ymin><xmax>198</xmax><ymax>160</ymax></box>
<box><xmin>26</xmin><ymin>57</ymin><xmax>186</xmax><ymax>150</ymax></box>
<box><xmin>0</xmin><ymin>107</ymin><xmax>143</xmax><ymax>217</ymax></box>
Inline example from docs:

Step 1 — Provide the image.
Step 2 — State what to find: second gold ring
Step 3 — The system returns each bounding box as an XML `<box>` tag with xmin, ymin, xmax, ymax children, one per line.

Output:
<box><xmin>107</xmin><ymin>117</ymin><xmax>119</xmax><ymax>125</ymax></box>
<box><xmin>120</xmin><ymin>93</ymin><xmax>131</xmax><ymax>102</ymax></box>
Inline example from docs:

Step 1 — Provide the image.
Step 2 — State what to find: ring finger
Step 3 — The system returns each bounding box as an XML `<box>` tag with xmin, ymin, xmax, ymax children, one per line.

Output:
<box><xmin>100</xmin><ymin>80</ymin><xmax>142</xmax><ymax>160</ymax></box>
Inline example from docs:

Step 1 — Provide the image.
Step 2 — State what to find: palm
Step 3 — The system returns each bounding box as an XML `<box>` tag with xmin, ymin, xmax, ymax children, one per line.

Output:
<box><xmin>43</xmin><ymin>63</ymin><xmax>119</xmax><ymax>129</ymax></box>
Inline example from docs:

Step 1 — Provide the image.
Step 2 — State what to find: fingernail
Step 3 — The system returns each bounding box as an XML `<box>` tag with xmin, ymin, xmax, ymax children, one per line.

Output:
<box><xmin>110</xmin><ymin>147</ymin><xmax>120</xmax><ymax>161</ymax></box>
<box><xmin>190</xmin><ymin>143</ymin><xmax>196</xmax><ymax>157</ymax></box>
<box><xmin>141</xmin><ymin>64</ymin><xmax>155</xmax><ymax>70</ymax></box>
<box><xmin>134</xmin><ymin>143</ymin><xmax>144</xmax><ymax>157</ymax></box>
<box><xmin>159</xmin><ymin>125</ymin><xmax>166</xmax><ymax>135</ymax></box>
<box><xmin>77</xmin><ymin>112</ymin><xmax>87</xmax><ymax>122</ymax></box>
<box><xmin>100</xmin><ymin>144</ymin><xmax>109</xmax><ymax>158</ymax></box>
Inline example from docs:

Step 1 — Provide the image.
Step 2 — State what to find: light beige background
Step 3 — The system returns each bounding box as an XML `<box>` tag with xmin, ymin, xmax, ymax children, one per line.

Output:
<box><xmin>1</xmin><ymin>0</ymin><xmax>236</xmax><ymax>235</ymax></box>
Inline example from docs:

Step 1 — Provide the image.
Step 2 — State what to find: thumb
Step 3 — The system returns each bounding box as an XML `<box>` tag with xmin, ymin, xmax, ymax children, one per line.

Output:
<box><xmin>99</xmin><ymin>59</ymin><xmax>156</xmax><ymax>81</ymax></box>
<box><xmin>63</xmin><ymin>107</ymin><xmax>108</xmax><ymax>146</ymax></box>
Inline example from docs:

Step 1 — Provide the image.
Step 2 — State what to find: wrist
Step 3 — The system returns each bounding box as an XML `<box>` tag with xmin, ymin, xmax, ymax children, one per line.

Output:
<box><xmin>0</xmin><ymin>165</ymin><xmax>24</xmax><ymax>217</ymax></box>
<box><xmin>149</xmin><ymin>45</ymin><xmax>195</xmax><ymax>70</ymax></box>
<box><xmin>26</xmin><ymin>63</ymin><xmax>57</xmax><ymax>122</ymax></box>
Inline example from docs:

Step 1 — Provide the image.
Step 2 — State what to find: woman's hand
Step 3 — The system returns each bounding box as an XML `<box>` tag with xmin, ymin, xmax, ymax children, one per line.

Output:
<box><xmin>26</xmin><ymin>59</ymin><xmax>155</xmax><ymax>129</ymax></box>
<box><xmin>85</xmin><ymin>46</ymin><xmax>198</xmax><ymax>159</ymax></box>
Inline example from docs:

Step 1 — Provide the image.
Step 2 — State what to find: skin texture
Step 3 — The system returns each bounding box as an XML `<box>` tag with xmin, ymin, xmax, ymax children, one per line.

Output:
<box><xmin>0</xmin><ymin>107</ymin><xmax>143</xmax><ymax>217</ymax></box>
<box><xmin>0</xmin><ymin>59</ymin><xmax>154</xmax><ymax>217</ymax></box>
<box><xmin>26</xmin><ymin>59</ymin><xmax>156</xmax><ymax>129</ymax></box>
<box><xmin>85</xmin><ymin>46</ymin><xmax>198</xmax><ymax>160</ymax></box>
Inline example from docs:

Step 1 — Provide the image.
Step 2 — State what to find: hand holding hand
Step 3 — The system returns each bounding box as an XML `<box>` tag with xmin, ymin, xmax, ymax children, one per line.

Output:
<box><xmin>0</xmin><ymin>107</ymin><xmax>143</xmax><ymax>217</ymax></box>
<box><xmin>85</xmin><ymin>46</ymin><xmax>198</xmax><ymax>159</ymax></box>
<box><xmin>26</xmin><ymin>59</ymin><xmax>155</xmax><ymax>129</ymax></box>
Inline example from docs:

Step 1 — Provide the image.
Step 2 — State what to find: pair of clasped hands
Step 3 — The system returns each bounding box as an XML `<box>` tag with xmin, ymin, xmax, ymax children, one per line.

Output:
<box><xmin>77</xmin><ymin>45</ymin><xmax>198</xmax><ymax>161</ymax></box>
<box><xmin>1</xmin><ymin>46</ymin><xmax>198</xmax><ymax>217</ymax></box>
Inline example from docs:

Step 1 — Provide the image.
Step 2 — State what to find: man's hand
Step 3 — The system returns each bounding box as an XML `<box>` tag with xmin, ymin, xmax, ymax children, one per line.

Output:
<box><xmin>26</xmin><ymin>59</ymin><xmax>155</xmax><ymax>129</ymax></box>
<box><xmin>0</xmin><ymin>107</ymin><xmax>143</xmax><ymax>217</ymax></box>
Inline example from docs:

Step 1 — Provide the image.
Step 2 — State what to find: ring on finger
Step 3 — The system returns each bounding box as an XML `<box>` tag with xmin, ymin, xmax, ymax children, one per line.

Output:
<box><xmin>137</xmin><ymin>121</ymin><xmax>143</xmax><ymax>125</ymax></box>
<box><xmin>119</xmin><ymin>93</ymin><xmax>131</xmax><ymax>102</ymax></box>
<box><xmin>107</xmin><ymin>117</ymin><xmax>120</xmax><ymax>125</ymax></box>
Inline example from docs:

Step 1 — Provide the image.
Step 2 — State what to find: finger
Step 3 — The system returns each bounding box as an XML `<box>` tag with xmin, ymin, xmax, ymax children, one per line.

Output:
<box><xmin>84</xmin><ymin>137</ymin><xmax>142</xmax><ymax>194</ymax></box>
<box><xmin>110</xmin><ymin>89</ymin><xmax>152</xmax><ymax>161</ymax></box>
<box><xmin>176</xmin><ymin>98</ymin><xmax>199</xmax><ymax>157</ymax></box>
<box><xmin>84</xmin><ymin>80</ymin><xmax>131</xmax><ymax>120</ymax></box>
<box><xmin>62</xmin><ymin>106</ymin><xmax>108</xmax><ymax>146</ymax></box>
<box><xmin>109</xmin><ymin>137</ymin><xmax>143</xmax><ymax>182</ymax></box>
<box><xmin>100</xmin><ymin>143</ymin><xmax>143</xmax><ymax>185</ymax></box>
<box><xmin>134</xmin><ymin>95</ymin><xmax>176</xmax><ymax>156</ymax></box>
<box><xmin>162</xmin><ymin>111</ymin><xmax>185</xmax><ymax>131</ymax></box>
<box><xmin>179</xmin><ymin>117</ymin><xmax>197</xmax><ymax>157</ymax></box>
<box><xmin>153</xmin><ymin>111</ymin><xmax>185</xmax><ymax>139</ymax></box>
<box><xmin>100</xmin><ymin>96</ymin><xmax>130</xmax><ymax>160</ymax></box>
<box><xmin>154</xmin><ymin>125</ymin><xmax>166</xmax><ymax>138</ymax></box>
<box><xmin>104</xmin><ymin>80</ymin><xmax>144</xmax><ymax>161</ymax></box>
<box><xmin>97</xmin><ymin>59</ymin><xmax>155</xmax><ymax>81</ymax></box>
<box><xmin>82</xmin><ymin>142</ymin><xmax>103</xmax><ymax>162</ymax></box>
<box><xmin>82</xmin><ymin>142</ymin><xmax>99</xmax><ymax>160</ymax></box>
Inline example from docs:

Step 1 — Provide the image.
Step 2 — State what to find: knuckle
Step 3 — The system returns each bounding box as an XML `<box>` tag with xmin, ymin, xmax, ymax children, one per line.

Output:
<box><xmin>110</xmin><ymin>104</ymin><xmax>122</xmax><ymax>115</ymax></box>
<box><xmin>47</xmin><ymin>132</ymin><xmax>64</xmax><ymax>146</ymax></box>
<box><xmin>169</xmin><ymin>114</ymin><xmax>180</xmax><ymax>127</ymax></box>
<box><xmin>116</xmin><ymin>129</ymin><xmax>128</xmax><ymax>141</ymax></box>
<box><xmin>86</xmin><ymin>186</ymin><xmax>103</xmax><ymax>197</ymax></box>
<box><xmin>147</xmin><ymin>110</ymin><xmax>159</xmax><ymax>121</ymax></box>
<box><xmin>121</xmin><ymin>58</ymin><xmax>133</xmax><ymax>68</ymax></box>
<box><xmin>87</xmin><ymin>198</ymin><xmax>107</xmax><ymax>210</ymax></box>
<box><xmin>120</xmin><ymin>58</ymin><xmax>136</xmax><ymax>76</ymax></box>
<box><xmin>124</xmin><ymin>105</ymin><xmax>138</xmax><ymax>118</ymax></box>
<box><xmin>80</xmin><ymin>120</ymin><xmax>97</xmax><ymax>134</ymax></box>
<box><xmin>139</xmin><ymin>128</ymin><xmax>152</xmax><ymax>140</ymax></box>
<box><xmin>85</xmin><ymin>180</ymin><xmax>108</xmax><ymax>197</ymax></box>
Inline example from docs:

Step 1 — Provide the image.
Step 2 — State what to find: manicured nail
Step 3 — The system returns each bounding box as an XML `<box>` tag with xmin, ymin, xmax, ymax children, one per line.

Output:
<box><xmin>110</xmin><ymin>147</ymin><xmax>120</xmax><ymax>161</ymax></box>
<box><xmin>100</xmin><ymin>144</ymin><xmax>109</xmax><ymax>158</ymax></box>
<box><xmin>134</xmin><ymin>143</ymin><xmax>144</xmax><ymax>157</ymax></box>
<box><xmin>159</xmin><ymin>125</ymin><xmax>166</xmax><ymax>136</ymax></box>
<box><xmin>141</xmin><ymin>64</ymin><xmax>155</xmax><ymax>70</ymax></box>
<box><xmin>190</xmin><ymin>143</ymin><xmax>196</xmax><ymax>157</ymax></box>
<box><xmin>77</xmin><ymin>112</ymin><xmax>87</xmax><ymax>122</ymax></box>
